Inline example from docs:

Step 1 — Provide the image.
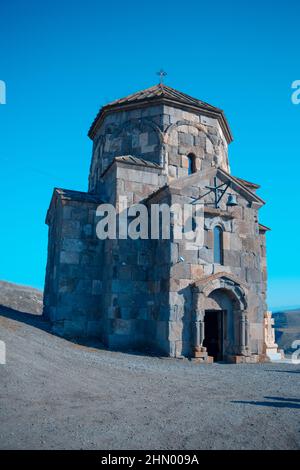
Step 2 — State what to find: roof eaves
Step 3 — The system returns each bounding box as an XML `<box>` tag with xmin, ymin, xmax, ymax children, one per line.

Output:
<box><xmin>88</xmin><ymin>99</ymin><xmax>233</xmax><ymax>143</ymax></box>
<box><xmin>218</xmin><ymin>169</ymin><xmax>265</xmax><ymax>206</ymax></box>
<box><xmin>259</xmin><ymin>223</ymin><xmax>271</xmax><ymax>232</ymax></box>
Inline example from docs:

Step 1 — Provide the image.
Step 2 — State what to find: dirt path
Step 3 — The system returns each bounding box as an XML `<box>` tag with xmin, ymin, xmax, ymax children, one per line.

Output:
<box><xmin>0</xmin><ymin>307</ymin><xmax>299</xmax><ymax>450</ymax></box>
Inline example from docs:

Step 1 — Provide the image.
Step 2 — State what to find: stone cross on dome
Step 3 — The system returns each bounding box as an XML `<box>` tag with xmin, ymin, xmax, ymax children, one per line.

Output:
<box><xmin>156</xmin><ymin>69</ymin><xmax>167</xmax><ymax>84</ymax></box>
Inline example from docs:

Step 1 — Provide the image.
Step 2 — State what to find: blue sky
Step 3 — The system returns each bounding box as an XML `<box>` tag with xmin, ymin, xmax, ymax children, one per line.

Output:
<box><xmin>0</xmin><ymin>0</ymin><xmax>299</xmax><ymax>309</ymax></box>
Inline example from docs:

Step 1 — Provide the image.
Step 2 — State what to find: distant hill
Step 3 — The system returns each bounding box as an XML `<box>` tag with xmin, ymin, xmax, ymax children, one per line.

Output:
<box><xmin>0</xmin><ymin>280</ymin><xmax>43</xmax><ymax>315</ymax></box>
<box><xmin>273</xmin><ymin>309</ymin><xmax>300</xmax><ymax>355</ymax></box>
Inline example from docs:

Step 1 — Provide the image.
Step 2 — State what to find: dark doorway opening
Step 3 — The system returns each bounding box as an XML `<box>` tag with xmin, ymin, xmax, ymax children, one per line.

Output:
<box><xmin>203</xmin><ymin>310</ymin><xmax>224</xmax><ymax>361</ymax></box>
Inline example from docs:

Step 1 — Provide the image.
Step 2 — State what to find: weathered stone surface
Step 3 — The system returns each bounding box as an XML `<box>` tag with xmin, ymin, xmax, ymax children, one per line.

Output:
<box><xmin>44</xmin><ymin>84</ymin><xmax>268</xmax><ymax>361</ymax></box>
<box><xmin>60</xmin><ymin>251</ymin><xmax>80</xmax><ymax>265</ymax></box>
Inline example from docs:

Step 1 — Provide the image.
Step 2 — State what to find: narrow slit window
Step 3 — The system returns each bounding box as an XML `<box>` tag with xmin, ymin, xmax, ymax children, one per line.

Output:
<box><xmin>187</xmin><ymin>154</ymin><xmax>196</xmax><ymax>175</ymax></box>
<box><xmin>214</xmin><ymin>226</ymin><xmax>223</xmax><ymax>264</ymax></box>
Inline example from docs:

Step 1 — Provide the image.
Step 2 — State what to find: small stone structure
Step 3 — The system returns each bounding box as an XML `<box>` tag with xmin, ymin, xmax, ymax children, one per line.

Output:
<box><xmin>43</xmin><ymin>83</ymin><xmax>273</xmax><ymax>363</ymax></box>
<box><xmin>263</xmin><ymin>311</ymin><xmax>283</xmax><ymax>361</ymax></box>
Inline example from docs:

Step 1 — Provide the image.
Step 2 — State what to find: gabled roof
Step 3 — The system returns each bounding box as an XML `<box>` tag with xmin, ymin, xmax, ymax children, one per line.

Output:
<box><xmin>167</xmin><ymin>166</ymin><xmax>265</xmax><ymax>207</ymax></box>
<box><xmin>46</xmin><ymin>188</ymin><xmax>103</xmax><ymax>225</ymax></box>
<box><xmin>101</xmin><ymin>155</ymin><xmax>164</xmax><ymax>178</ymax></box>
<box><xmin>259</xmin><ymin>223</ymin><xmax>271</xmax><ymax>233</ymax></box>
<box><xmin>88</xmin><ymin>84</ymin><xmax>233</xmax><ymax>143</ymax></box>
<box><xmin>51</xmin><ymin>187</ymin><xmax>103</xmax><ymax>204</ymax></box>
<box><xmin>115</xmin><ymin>155</ymin><xmax>162</xmax><ymax>169</ymax></box>
<box><xmin>234</xmin><ymin>176</ymin><xmax>260</xmax><ymax>190</ymax></box>
<box><xmin>104</xmin><ymin>84</ymin><xmax>222</xmax><ymax>112</ymax></box>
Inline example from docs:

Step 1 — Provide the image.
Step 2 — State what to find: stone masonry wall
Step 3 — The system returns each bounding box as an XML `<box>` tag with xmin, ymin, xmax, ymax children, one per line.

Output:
<box><xmin>164</xmin><ymin>172</ymin><xmax>266</xmax><ymax>357</ymax></box>
<box><xmin>44</xmin><ymin>195</ymin><xmax>103</xmax><ymax>339</ymax></box>
<box><xmin>89</xmin><ymin>104</ymin><xmax>230</xmax><ymax>195</ymax></box>
<box><xmin>97</xmin><ymin>160</ymin><xmax>169</xmax><ymax>352</ymax></box>
<box><xmin>89</xmin><ymin>105</ymin><xmax>165</xmax><ymax>193</ymax></box>
<box><xmin>162</xmin><ymin>106</ymin><xmax>229</xmax><ymax>179</ymax></box>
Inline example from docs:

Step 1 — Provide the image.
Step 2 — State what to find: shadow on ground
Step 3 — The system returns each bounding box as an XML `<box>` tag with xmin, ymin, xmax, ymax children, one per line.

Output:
<box><xmin>265</xmin><ymin>369</ymin><xmax>300</xmax><ymax>374</ymax></box>
<box><xmin>0</xmin><ymin>305</ymin><xmax>50</xmax><ymax>332</ymax></box>
<box><xmin>232</xmin><ymin>396</ymin><xmax>300</xmax><ymax>409</ymax></box>
<box><xmin>0</xmin><ymin>305</ymin><xmax>163</xmax><ymax>358</ymax></box>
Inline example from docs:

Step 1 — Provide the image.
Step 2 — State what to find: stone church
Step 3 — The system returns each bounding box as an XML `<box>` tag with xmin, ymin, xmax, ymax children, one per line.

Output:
<box><xmin>44</xmin><ymin>83</ymin><xmax>272</xmax><ymax>363</ymax></box>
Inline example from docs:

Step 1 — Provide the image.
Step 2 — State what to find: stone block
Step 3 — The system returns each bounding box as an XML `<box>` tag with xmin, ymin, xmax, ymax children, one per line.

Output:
<box><xmin>111</xmin><ymin>279</ymin><xmax>133</xmax><ymax>294</ymax></box>
<box><xmin>71</xmin><ymin>208</ymin><xmax>89</xmax><ymax>223</ymax></box>
<box><xmin>246</xmin><ymin>268</ymin><xmax>262</xmax><ymax>283</ymax></box>
<box><xmin>250</xmin><ymin>322</ymin><xmax>264</xmax><ymax>340</ymax></box>
<box><xmin>213</xmin><ymin>264</ymin><xmax>231</xmax><ymax>275</ymax></box>
<box><xmin>142</xmin><ymin>144</ymin><xmax>157</xmax><ymax>154</ymax></box>
<box><xmin>54</xmin><ymin>306</ymin><xmax>74</xmax><ymax>321</ymax></box>
<box><xmin>194</xmin><ymin>134</ymin><xmax>206</xmax><ymax>147</ymax></box>
<box><xmin>198</xmin><ymin>247</ymin><xmax>213</xmax><ymax>264</ymax></box>
<box><xmin>118</xmin><ymin>266</ymin><xmax>133</xmax><ymax>281</ymax></box>
<box><xmin>171</xmin><ymin>262</ymin><xmax>191</xmax><ymax>279</ymax></box>
<box><xmin>228</xmin><ymin>206</ymin><xmax>243</xmax><ymax>219</ymax></box>
<box><xmin>177</xmin><ymin>167</ymin><xmax>188</xmax><ymax>178</ymax></box>
<box><xmin>168</xmin><ymin>321</ymin><xmax>182</xmax><ymax>341</ymax></box>
<box><xmin>92</xmin><ymin>280</ymin><xmax>102</xmax><ymax>295</ymax></box>
<box><xmin>52</xmin><ymin>321</ymin><xmax>65</xmax><ymax>337</ymax></box>
<box><xmin>60</xmin><ymin>251</ymin><xmax>80</xmax><ymax>265</ymax></box>
<box><xmin>190</xmin><ymin>264</ymin><xmax>205</xmax><ymax>279</ymax></box>
<box><xmin>108</xmin><ymin>334</ymin><xmax>133</xmax><ymax>350</ymax></box>
<box><xmin>58</xmin><ymin>277</ymin><xmax>77</xmax><ymax>293</ymax></box>
<box><xmin>64</xmin><ymin>320</ymin><xmax>87</xmax><ymax>338</ymax></box>
<box><xmin>141</xmin><ymin>171</ymin><xmax>159</xmax><ymax>185</ymax></box>
<box><xmin>181</xmin><ymin>155</ymin><xmax>189</xmax><ymax>168</ymax></box>
<box><xmin>242</xmin><ymin>237</ymin><xmax>258</xmax><ymax>253</ymax></box>
<box><xmin>195</xmin><ymin>157</ymin><xmax>202</xmax><ymax>171</ymax></box>
<box><xmin>62</xmin><ymin>220</ymin><xmax>81</xmax><ymax>238</ymax></box>
<box><xmin>87</xmin><ymin>321</ymin><xmax>102</xmax><ymax>337</ymax></box>
<box><xmin>230</xmin><ymin>234</ymin><xmax>242</xmax><ymax>251</ymax></box>
<box><xmin>187</xmin><ymin>125</ymin><xmax>198</xmax><ymax>136</ymax></box>
<box><xmin>235</xmin><ymin>220</ymin><xmax>250</xmax><ymax>237</ymax></box>
<box><xmin>82</xmin><ymin>224</ymin><xmax>93</xmax><ymax>237</ymax></box>
<box><xmin>223</xmin><ymin>250</ymin><xmax>241</xmax><ymax>267</ymax></box>
<box><xmin>203</xmin><ymin>264</ymin><xmax>213</xmax><ymax>275</ymax></box>
<box><xmin>156</xmin><ymin>321</ymin><xmax>167</xmax><ymax>340</ymax></box>
<box><xmin>184</xmin><ymin>111</ymin><xmax>200</xmax><ymax>123</ymax></box>
<box><xmin>62</xmin><ymin>206</ymin><xmax>73</xmax><ymax>220</ymax></box>
<box><xmin>178</xmin><ymin>248</ymin><xmax>198</xmax><ymax>264</ymax></box>
<box><xmin>62</xmin><ymin>238</ymin><xmax>84</xmax><ymax>253</ymax></box>
<box><xmin>222</xmin><ymin>232</ymin><xmax>230</xmax><ymax>250</ymax></box>
<box><xmin>168</xmin><ymin>165</ymin><xmax>177</xmax><ymax>178</ymax></box>
<box><xmin>112</xmin><ymin>318</ymin><xmax>132</xmax><ymax>335</ymax></box>
<box><xmin>204</xmin><ymin>230</ymin><xmax>213</xmax><ymax>249</ymax></box>
<box><xmin>178</xmin><ymin>132</ymin><xmax>193</xmax><ymax>147</ymax></box>
<box><xmin>108</xmin><ymin>306</ymin><xmax>121</xmax><ymax>319</ymax></box>
<box><xmin>76</xmin><ymin>279</ymin><xmax>92</xmax><ymax>294</ymax></box>
<box><xmin>206</xmin><ymin>138</ymin><xmax>214</xmax><ymax>154</ymax></box>
<box><xmin>131</xmin><ymin>266</ymin><xmax>147</xmax><ymax>281</ymax></box>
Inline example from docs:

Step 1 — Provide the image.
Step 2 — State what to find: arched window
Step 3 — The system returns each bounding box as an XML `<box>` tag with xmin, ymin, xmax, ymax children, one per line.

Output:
<box><xmin>187</xmin><ymin>153</ymin><xmax>196</xmax><ymax>175</ymax></box>
<box><xmin>213</xmin><ymin>226</ymin><xmax>223</xmax><ymax>264</ymax></box>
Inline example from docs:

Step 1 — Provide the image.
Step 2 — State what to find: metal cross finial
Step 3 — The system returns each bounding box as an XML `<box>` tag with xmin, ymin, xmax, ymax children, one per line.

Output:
<box><xmin>157</xmin><ymin>69</ymin><xmax>167</xmax><ymax>84</ymax></box>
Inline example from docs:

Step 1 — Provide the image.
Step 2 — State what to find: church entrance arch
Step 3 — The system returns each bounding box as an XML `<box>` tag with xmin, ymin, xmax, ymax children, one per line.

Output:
<box><xmin>191</xmin><ymin>273</ymin><xmax>250</xmax><ymax>362</ymax></box>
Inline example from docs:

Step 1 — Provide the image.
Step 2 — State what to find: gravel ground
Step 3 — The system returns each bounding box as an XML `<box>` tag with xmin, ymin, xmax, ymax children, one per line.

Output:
<box><xmin>0</xmin><ymin>307</ymin><xmax>299</xmax><ymax>450</ymax></box>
